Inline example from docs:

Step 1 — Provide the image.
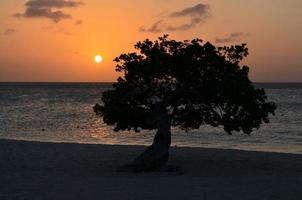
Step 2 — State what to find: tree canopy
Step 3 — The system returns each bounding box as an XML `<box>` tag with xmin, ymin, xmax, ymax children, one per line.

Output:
<box><xmin>94</xmin><ymin>35</ymin><xmax>276</xmax><ymax>135</ymax></box>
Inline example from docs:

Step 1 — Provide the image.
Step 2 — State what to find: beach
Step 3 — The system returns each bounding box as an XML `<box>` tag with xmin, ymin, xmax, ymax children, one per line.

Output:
<box><xmin>1</xmin><ymin>139</ymin><xmax>302</xmax><ymax>200</ymax></box>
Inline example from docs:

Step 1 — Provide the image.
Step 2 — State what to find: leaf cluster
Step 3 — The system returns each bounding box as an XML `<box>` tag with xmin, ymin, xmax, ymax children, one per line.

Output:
<box><xmin>94</xmin><ymin>35</ymin><xmax>276</xmax><ymax>134</ymax></box>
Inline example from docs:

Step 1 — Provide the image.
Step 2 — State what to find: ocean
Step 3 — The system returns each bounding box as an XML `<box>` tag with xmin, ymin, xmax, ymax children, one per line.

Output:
<box><xmin>0</xmin><ymin>83</ymin><xmax>301</xmax><ymax>154</ymax></box>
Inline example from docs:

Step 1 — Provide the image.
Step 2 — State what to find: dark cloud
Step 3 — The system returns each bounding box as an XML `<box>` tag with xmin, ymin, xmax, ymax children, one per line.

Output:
<box><xmin>139</xmin><ymin>3</ymin><xmax>210</xmax><ymax>33</ymax></box>
<box><xmin>215</xmin><ymin>32</ymin><xmax>251</xmax><ymax>43</ymax></box>
<box><xmin>166</xmin><ymin>23</ymin><xmax>195</xmax><ymax>31</ymax></box>
<box><xmin>166</xmin><ymin>16</ymin><xmax>203</xmax><ymax>31</ymax></box>
<box><xmin>14</xmin><ymin>7</ymin><xmax>71</xmax><ymax>23</ymax></box>
<box><xmin>139</xmin><ymin>20</ymin><xmax>163</xmax><ymax>33</ymax></box>
<box><xmin>14</xmin><ymin>0</ymin><xmax>83</xmax><ymax>23</ymax></box>
<box><xmin>75</xmin><ymin>19</ymin><xmax>83</xmax><ymax>25</ymax></box>
<box><xmin>25</xmin><ymin>0</ymin><xmax>83</xmax><ymax>8</ymax></box>
<box><xmin>167</xmin><ymin>4</ymin><xmax>210</xmax><ymax>31</ymax></box>
<box><xmin>169</xmin><ymin>3</ymin><xmax>210</xmax><ymax>18</ymax></box>
<box><xmin>4</xmin><ymin>29</ymin><xmax>17</xmax><ymax>36</ymax></box>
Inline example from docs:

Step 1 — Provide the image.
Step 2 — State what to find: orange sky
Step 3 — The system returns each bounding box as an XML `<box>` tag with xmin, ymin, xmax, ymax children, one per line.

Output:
<box><xmin>1</xmin><ymin>0</ymin><xmax>302</xmax><ymax>82</ymax></box>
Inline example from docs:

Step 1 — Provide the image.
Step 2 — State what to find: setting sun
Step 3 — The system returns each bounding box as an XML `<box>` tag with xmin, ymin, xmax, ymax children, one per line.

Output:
<box><xmin>94</xmin><ymin>55</ymin><xmax>103</xmax><ymax>63</ymax></box>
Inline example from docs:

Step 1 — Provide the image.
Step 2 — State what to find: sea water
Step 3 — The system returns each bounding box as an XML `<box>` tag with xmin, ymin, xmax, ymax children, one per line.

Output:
<box><xmin>0</xmin><ymin>83</ymin><xmax>301</xmax><ymax>154</ymax></box>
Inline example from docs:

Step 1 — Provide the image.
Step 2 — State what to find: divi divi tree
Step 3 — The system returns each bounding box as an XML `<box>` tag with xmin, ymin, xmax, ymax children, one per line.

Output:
<box><xmin>94</xmin><ymin>35</ymin><xmax>276</xmax><ymax>171</ymax></box>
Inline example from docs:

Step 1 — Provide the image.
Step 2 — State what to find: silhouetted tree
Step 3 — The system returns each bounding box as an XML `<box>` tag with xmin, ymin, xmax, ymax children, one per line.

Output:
<box><xmin>94</xmin><ymin>35</ymin><xmax>276</xmax><ymax>171</ymax></box>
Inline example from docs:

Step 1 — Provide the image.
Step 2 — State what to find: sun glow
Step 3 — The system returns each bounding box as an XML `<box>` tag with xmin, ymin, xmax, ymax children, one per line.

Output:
<box><xmin>94</xmin><ymin>55</ymin><xmax>103</xmax><ymax>63</ymax></box>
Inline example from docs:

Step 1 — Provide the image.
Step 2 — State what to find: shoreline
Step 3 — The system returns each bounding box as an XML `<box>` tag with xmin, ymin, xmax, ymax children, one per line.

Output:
<box><xmin>1</xmin><ymin>139</ymin><xmax>302</xmax><ymax>199</ymax></box>
<box><xmin>1</xmin><ymin>137</ymin><xmax>301</xmax><ymax>155</ymax></box>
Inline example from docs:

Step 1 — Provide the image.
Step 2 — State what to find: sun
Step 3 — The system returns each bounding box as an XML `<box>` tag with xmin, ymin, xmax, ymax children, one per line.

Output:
<box><xmin>94</xmin><ymin>55</ymin><xmax>103</xmax><ymax>63</ymax></box>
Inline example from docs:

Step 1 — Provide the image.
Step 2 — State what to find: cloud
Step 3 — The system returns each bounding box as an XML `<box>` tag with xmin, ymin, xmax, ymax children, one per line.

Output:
<box><xmin>139</xmin><ymin>20</ymin><xmax>163</xmax><ymax>33</ymax></box>
<box><xmin>25</xmin><ymin>0</ymin><xmax>83</xmax><ymax>8</ymax></box>
<box><xmin>139</xmin><ymin>3</ymin><xmax>210</xmax><ymax>33</ymax></box>
<box><xmin>215</xmin><ymin>32</ymin><xmax>251</xmax><ymax>43</ymax></box>
<box><xmin>166</xmin><ymin>17</ymin><xmax>204</xmax><ymax>31</ymax></box>
<box><xmin>167</xmin><ymin>3</ymin><xmax>210</xmax><ymax>31</ymax></box>
<box><xmin>14</xmin><ymin>0</ymin><xmax>83</xmax><ymax>23</ymax></box>
<box><xmin>4</xmin><ymin>29</ymin><xmax>17</xmax><ymax>36</ymax></box>
<box><xmin>169</xmin><ymin>3</ymin><xmax>210</xmax><ymax>18</ymax></box>
<box><xmin>14</xmin><ymin>7</ymin><xmax>71</xmax><ymax>23</ymax></box>
<box><xmin>75</xmin><ymin>19</ymin><xmax>83</xmax><ymax>25</ymax></box>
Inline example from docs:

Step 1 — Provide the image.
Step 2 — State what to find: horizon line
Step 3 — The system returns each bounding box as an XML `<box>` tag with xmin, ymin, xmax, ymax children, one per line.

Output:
<box><xmin>1</xmin><ymin>81</ymin><xmax>302</xmax><ymax>84</ymax></box>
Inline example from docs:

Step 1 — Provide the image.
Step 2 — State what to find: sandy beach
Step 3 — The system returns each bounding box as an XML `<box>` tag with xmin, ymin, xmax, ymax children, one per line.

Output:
<box><xmin>1</xmin><ymin>139</ymin><xmax>302</xmax><ymax>200</ymax></box>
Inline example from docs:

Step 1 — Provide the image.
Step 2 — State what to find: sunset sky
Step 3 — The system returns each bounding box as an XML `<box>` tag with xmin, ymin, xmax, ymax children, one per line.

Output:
<box><xmin>1</xmin><ymin>0</ymin><xmax>302</xmax><ymax>82</ymax></box>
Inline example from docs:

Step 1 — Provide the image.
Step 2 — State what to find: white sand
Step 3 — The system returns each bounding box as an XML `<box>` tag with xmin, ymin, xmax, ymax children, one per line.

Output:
<box><xmin>1</xmin><ymin>139</ymin><xmax>302</xmax><ymax>200</ymax></box>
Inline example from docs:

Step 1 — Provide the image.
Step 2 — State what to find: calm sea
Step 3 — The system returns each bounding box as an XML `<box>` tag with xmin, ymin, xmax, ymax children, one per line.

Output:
<box><xmin>0</xmin><ymin>83</ymin><xmax>301</xmax><ymax>154</ymax></box>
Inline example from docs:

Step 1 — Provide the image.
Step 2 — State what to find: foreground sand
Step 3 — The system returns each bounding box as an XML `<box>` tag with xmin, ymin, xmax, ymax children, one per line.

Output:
<box><xmin>1</xmin><ymin>139</ymin><xmax>302</xmax><ymax>200</ymax></box>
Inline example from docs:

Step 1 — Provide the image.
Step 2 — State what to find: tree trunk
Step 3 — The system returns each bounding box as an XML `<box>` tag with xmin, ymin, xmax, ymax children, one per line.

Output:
<box><xmin>118</xmin><ymin>113</ymin><xmax>171</xmax><ymax>172</ymax></box>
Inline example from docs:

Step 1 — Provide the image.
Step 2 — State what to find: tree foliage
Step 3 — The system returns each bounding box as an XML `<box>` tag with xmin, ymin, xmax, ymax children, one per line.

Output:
<box><xmin>94</xmin><ymin>35</ymin><xmax>276</xmax><ymax>135</ymax></box>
